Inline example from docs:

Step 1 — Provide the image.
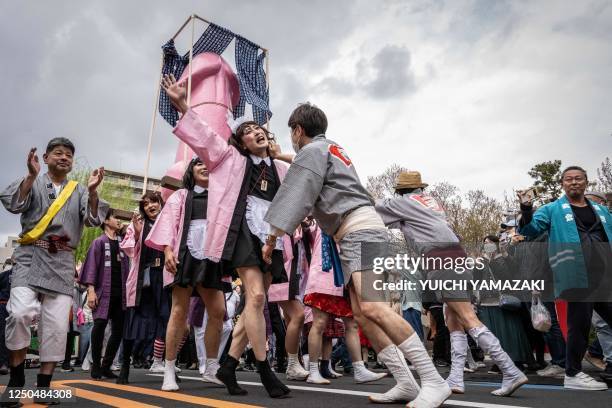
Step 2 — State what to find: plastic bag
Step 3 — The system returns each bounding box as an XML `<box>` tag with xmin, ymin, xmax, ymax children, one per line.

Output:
<box><xmin>531</xmin><ymin>295</ymin><xmax>551</xmax><ymax>333</ymax></box>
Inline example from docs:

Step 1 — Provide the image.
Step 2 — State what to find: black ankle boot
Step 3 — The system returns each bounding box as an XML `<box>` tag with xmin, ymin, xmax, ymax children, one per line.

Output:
<box><xmin>101</xmin><ymin>366</ymin><xmax>118</xmax><ymax>379</ymax></box>
<box><xmin>100</xmin><ymin>358</ymin><xmax>117</xmax><ymax>379</ymax></box>
<box><xmin>0</xmin><ymin>362</ymin><xmax>25</xmax><ymax>408</ymax></box>
<box><xmin>320</xmin><ymin>359</ymin><xmax>337</xmax><ymax>379</ymax></box>
<box><xmin>116</xmin><ymin>362</ymin><xmax>130</xmax><ymax>385</ymax></box>
<box><xmin>216</xmin><ymin>356</ymin><xmax>247</xmax><ymax>395</ymax></box>
<box><xmin>90</xmin><ymin>360</ymin><xmax>102</xmax><ymax>380</ymax></box>
<box><xmin>34</xmin><ymin>374</ymin><xmax>59</xmax><ymax>405</ymax></box>
<box><xmin>256</xmin><ymin>359</ymin><xmax>290</xmax><ymax>399</ymax></box>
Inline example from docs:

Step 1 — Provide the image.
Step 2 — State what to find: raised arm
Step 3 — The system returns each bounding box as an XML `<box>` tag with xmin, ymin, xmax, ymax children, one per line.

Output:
<box><xmin>162</xmin><ymin>74</ymin><xmax>233</xmax><ymax>170</ymax></box>
<box><xmin>517</xmin><ymin>191</ymin><xmax>551</xmax><ymax>238</ymax></box>
<box><xmin>0</xmin><ymin>148</ymin><xmax>40</xmax><ymax>214</ymax></box>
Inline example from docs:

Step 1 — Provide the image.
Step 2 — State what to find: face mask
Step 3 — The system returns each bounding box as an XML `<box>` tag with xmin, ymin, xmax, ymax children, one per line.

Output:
<box><xmin>291</xmin><ymin>128</ymin><xmax>301</xmax><ymax>153</ymax></box>
<box><xmin>483</xmin><ymin>243</ymin><xmax>497</xmax><ymax>254</ymax></box>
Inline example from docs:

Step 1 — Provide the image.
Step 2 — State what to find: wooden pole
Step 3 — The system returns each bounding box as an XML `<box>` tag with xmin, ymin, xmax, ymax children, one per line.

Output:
<box><xmin>142</xmin><ymin>53</ymin><xmax>164</xmax><ymax>195</ymax></box>
<box><xmin>265</xmin><ymin>49</ymin><xmax>270</xmax><ymax>130</ymax></box>
<box><xmin>183</xmin><ymin>14</ymin><xmax>196</xmax><ymax>161</ymax></box>
<box><xmin>171</xmin><ymin>15</ymin><xmax>194</xmax><ymax>41</ymax></box>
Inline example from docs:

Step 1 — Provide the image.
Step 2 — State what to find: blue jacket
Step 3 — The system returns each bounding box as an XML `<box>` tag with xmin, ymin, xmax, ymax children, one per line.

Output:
<box><xmin>519</xmin><ymin>195</ymin><xmax>612</xmax><ymax>297</ymax></box>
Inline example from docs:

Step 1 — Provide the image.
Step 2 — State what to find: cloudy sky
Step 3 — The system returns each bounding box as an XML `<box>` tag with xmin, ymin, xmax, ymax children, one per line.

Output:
<box><xmin>1</xmin><ymin>0</ymin><xmax>611</xmax><ymax>243</ymax></box>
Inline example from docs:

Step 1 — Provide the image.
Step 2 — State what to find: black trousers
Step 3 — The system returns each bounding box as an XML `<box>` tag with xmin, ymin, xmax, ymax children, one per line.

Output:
<box><xmin>429</xmin><ymin>306</ymin><xmax>450</xmax><ymax>363</ymax></box>
<box><xmin>566</xmin><ymin>301</ymin><xmax>612</xmax><ymax>376</ymax></box>
<box><xmin>268</xmin><ymin>302</ymin><xmax>286</xmax><ymax>366</ymax></box>
<box><xmin>91</xmin><ymin>297</ymin><xmax>125</xmax><ymax>368</ymax></box>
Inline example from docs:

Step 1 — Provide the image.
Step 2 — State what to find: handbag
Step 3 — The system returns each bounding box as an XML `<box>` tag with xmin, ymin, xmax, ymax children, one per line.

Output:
<box><xmin>531</xmin><ymin>294</ymin><xmax>552</xmax><ymax>332</ymax></box>
<box><xmin>499</xmin><ymin>294</ymin><xmax>522</xmax><ymax>311</ymax></box>
<box><xmin>488</xmin><ymin>263</ymin><xmax>521</xmax><ymax>311</ymax></box>
<box><xmin>76</xmin><ymin>292</ymin><xmax>87</xmax><ymax>326</ymax></box>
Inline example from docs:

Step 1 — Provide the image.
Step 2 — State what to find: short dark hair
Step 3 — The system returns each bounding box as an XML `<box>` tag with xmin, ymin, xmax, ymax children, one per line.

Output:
<box><xmin>46</xmin><ymin>137</ymin><xmax>75</xmax><ymax>154</ymax></box>
<box><xmin>287</xmin><ymin>102</ymin><xmax>328</xmax><ymax>138</ymax></box>
<box><xmin>228</xmin><ymin>121</ymin><xmax>273</xmax><ymax>156</ymax></box>
<box><xmin>182</xmin><ymin>157</ymin><xmax>203</xmax><ymax>190</ymax></box>
<box><xmin>139</xmin><ymin>191</ymin><xmax>164</xmax><ymax>221</ymax></box>
<box><xmin>484</xmin><ymin>234</ymin><xmax>500</xmax><ymax>243</ymax></box>
<box><xmin>561</xmin><ymin>166</ymin><xmax>588</xmax><ymax>181</ymax></box>
<box><xmin>101</xmin><ymin>208</ymin><xmax>116</xmax><ymax>231</ymax></box>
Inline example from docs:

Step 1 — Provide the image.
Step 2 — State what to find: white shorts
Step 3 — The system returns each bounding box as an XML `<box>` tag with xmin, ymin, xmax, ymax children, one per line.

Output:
<box><xmin>5</xmin><ymin>286</ymin><xmax>72</xmax><ymax>362</ymax></box>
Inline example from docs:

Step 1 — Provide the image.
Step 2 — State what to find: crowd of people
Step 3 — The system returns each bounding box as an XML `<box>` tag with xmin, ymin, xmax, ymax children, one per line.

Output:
<box><xmin>0</xmin><ymin>73</ymin><xmax>610</xmax><ymax>407</ymax></box>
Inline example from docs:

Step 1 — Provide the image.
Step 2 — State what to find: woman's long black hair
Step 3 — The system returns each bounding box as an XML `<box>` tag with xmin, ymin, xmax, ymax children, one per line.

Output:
<box><xmin>138</xmin><ymin>191</ymin><xmax>164</xmax><ymax>222</ymax></box>
<box><xmin>182</xmin><ymin>156</ymin><xmax>204</xmax><ymax>191</ymax></box>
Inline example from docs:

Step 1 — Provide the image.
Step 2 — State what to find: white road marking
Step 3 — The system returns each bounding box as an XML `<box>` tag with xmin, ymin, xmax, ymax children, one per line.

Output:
<box><xmin>148</xmin><ymin>374</ymin><xmax>534</xmax><ymax>408</ymax></box>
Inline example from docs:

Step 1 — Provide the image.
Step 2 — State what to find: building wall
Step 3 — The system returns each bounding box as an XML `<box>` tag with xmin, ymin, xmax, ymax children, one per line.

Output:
<box><xmin>0</xmin><ymin>236</ymin><xmax>19</xmax><ymax>264</ymax></box>
<box><xmin>104</xmin><ymin>169</ymin><xmax>162</xmax><ymax>208</ymax></box>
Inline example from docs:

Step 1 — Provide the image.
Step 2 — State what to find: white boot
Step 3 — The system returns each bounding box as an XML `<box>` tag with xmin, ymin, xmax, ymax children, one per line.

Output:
<box><xmin>202</xmin><ymin>358</ymin><xmax>224</xmax><ymax>386</ymax></box>
<box><xmin>447</xmin><ymin>332</ymin><xmax>467</xmax><ymax>394</ymax></box>
<box><xmin>369</xmin><ymin>344</ymin><xmax>420</xmax><ymax>404</ymax></box>
<box><xmin>328</xmin><ymin>360</ymin><xmax>343</xmax><ymax>378</ymax></box>
<box><xmin>307</xmin><ymin>362</ymin><xmax>330</xmax><ymax>384</ymax></box>
<box><xmin>469</xmin><ymin>326</ymin><xmax>528</xmax><ymax>397</ymax></box>
<box><xmin>161</xmin><ymin>359</ymin><xmax>179</xmax><ymax>391</ymax></box>
<box><xmin>465</xmin><ymin>341</ymin><xmax>478</xmax><ymax>372</ymax></box>
<box><xmin>303</xmin><ymin>354</ymin><xmax>310</xmax><ymax>370</ymax></box>
<box><xmin>353</xmin><ymin>360</ymin><xmax>386</xmax><ymax>384</ymax></box>
<box><xmin>398</xmin><ymin>333</ymin><xmax>451</xmax><ymax>408</ymax></box>
<box><xmin>286</xmin><ymin>353</ymin><xmax>309</xmax><ymax>381</ymax></box>
<box><xmin>150</xmin><ymin>357</ymin><xmax>165</xmax><ymax>373</ymax></box>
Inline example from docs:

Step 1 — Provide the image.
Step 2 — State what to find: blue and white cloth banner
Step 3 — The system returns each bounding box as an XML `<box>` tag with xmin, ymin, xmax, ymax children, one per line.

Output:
<box><xmin>159</xmin><ymin>23</ymin><xmax>271</xmax><ymax>127</ymax></box>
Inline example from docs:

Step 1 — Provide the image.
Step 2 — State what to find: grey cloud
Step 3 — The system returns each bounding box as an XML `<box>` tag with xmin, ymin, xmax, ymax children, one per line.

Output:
<box><xmin>552</xmin><ymin>1</ymin><xmax>612</xmax><ymax>39</ymax></box>
<box><xmin>316</xmin><ymin>77</ymin><xmax>355</xmax><ymax>96</ymax></box>
<box><xmin>316</xmin><ymin>45</ymin><xmax>416</xmax><ymax>99</ymax></box>
<box><xmin>362</xmin><ymin>45</ymin><xmax>416</xmax><ymax>98</ymax></box>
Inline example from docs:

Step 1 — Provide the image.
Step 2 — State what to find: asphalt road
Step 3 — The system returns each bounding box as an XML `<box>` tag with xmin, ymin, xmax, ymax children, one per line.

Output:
<box><xmin>2</xmin><ymin>364</ymin><xmax>611</xmax><ymax>407</ymax></box>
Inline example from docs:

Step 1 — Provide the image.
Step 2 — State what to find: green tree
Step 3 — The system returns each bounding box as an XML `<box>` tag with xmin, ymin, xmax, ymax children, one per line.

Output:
<box><xmin>366</xmin><ymin>164</ymin><xmax>408</xmax><ymax>199</ymax></box>
<box><xmin>596</xmin><ymin>157</ymin><xmax>612</xmax><ymax>192</ymax></box>
<box><xmin>70</xmin><ymin>164</ymin><xmax>133</xmax><ymax>262</ymax></box>
<box><xmin>366</xmin><ymin>165</ymin><xmax>503</xmax><ymax>254</ymax></box>
<box><xmin>527</xmin><ymin>160</ymin><xmax>562</xmax><ymax>200</ymax></box>
<box><xmin>455</xmin><ymin>190</ymin><xmax>503</xmax><ymax>253</ymax></box>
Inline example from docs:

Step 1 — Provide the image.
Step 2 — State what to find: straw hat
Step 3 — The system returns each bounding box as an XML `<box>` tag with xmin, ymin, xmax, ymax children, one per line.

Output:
<box><xmin>395</xmin><ymin>171</ymin><xmax>428</xmax><ymax>190</ymax></box>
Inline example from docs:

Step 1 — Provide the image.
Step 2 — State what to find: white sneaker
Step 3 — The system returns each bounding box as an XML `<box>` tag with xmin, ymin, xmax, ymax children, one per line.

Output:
<box><xmin>150</xmin><ymin>359</ymin><xmax>166</xmax><ymax>373</ymax></box>
<box><xmin>354</xmin><ymin>361</ymin><xmax>386</xmax><ymax>384</ymax></box>
<box><xmin>110</xmin><ymin>362</ymin><xmax>121</xmax><ymax>371</ymax></box>
<box><xmin>202</xmin><ymin>361</ymin><xmax>224</xmax><ymax>386</ymax></box>
<box><xmin>286</xmin><ymin>362</ymin><xmax>309</xmax><ymax>381</ymax></box>
<box><xmin>491</xmin><ymin>373</ymin><xmax>528</xmax><ymax>396</ymax></box>
<box><xmin>307</xmin><ymin>363</ymin><xmax>330</xmax><ymax>385</ymax></box>
<box><xmin>564</xmin><ymin>372</ymin><xmax>608</xmax><ymax>391</ymax></box>
<box><xmin>537</xmin><ymin>364</ymin><xmax>564</xmax><ymax>379</ymax></box>
<box><xmin>161</xmin><ymin>361</ymin><xmax>179</xmax><ymax>391</ymax></box>
<box><xmin>81</xmin><ymin>358</ymin><xmax>91</xmax><ymax>371</ymax></box>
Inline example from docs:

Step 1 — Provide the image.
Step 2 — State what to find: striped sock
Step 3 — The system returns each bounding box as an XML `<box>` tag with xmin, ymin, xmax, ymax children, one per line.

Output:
<box><xmin>154</xmin><ymin>338</ymin><xmax>165</xmax><ymax>360</ymax></box>
<box><xmin>176</xmin><ymin>333</ymin><xmax>188</xmax><ymax>354</ymax></box>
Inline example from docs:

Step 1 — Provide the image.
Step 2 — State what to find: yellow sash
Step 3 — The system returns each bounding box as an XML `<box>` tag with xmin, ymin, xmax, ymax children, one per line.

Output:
<box><xmin>18</xmin><ymin>180</ymin><xmax>79</xmax><ymax>245</ymax></box>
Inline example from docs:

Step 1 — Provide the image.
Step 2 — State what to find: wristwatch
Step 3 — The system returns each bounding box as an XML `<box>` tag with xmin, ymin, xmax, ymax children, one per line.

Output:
<box><xmin>265</xmin><ymin>234</ymin><xmax>277</xmax><ymax>246</ymax></box>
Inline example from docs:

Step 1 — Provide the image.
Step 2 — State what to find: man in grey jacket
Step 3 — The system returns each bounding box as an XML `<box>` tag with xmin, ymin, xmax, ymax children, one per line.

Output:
<box><xmin>264</xmin><ymin>103</ymin><xmax>451</xmax><ymax>408</ymax></box>
<box><xmin>375</xmin><ymin>171</ymin><xmax>527</xmax><ymax>397</ymax></box>
<box><xmin>0</xmin><ymin>138</ymin><xmax>106</xmax><ymax>405</ymax></box>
